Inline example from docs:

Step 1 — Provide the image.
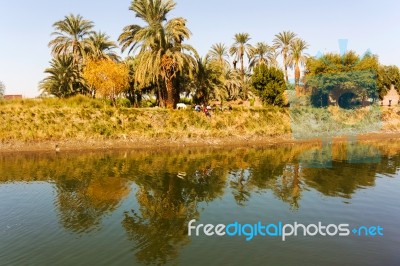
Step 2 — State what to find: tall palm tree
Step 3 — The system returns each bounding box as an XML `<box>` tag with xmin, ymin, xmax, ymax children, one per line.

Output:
<box><xmin>118</xmin><ymin>0</ymin><xmax>197</xmax><ymax>109</ymax></box>
<box><xmin>86</xmin><ymin>32</ymin><xmax>120</xmax><ymax>62</ymax></box>
<box><xmin>289</xmin><ymin>38</ymin><xmax>309</xmax><ymax>86</ymax></box>
<box><xmin>268</xmin><ymin>50</ymin><xmax>280</xmax><ymax>69</ymax></box>
<box><xmin>48</xmin><ymin>14</ymin><xmax>94</xmax><ymax>65</ymax></box>
<box><xmin>39</xmin><ymin>55</ymin><xmax>85</xmax><ymax>97</ymax></box>
<box><xmin>229</xmin><ymin>33</ymin><xmax>252</xmax><ymax>79</ymax></box>
<box><xmin>249</xmin><ymin>42</ymin><xmax>276</xmax><ymax>69</ymax></box>
<box><xmin>273</xmin><ymin>31</ymin><xmax>297</xmax><ymax>83</ymax></box>
<box><xmin>207</xmin><ymin>43</ymin><xmax>230</xmax><ymax>69</ymax></box>
<box><xmin>119</xmin><ymin>0</ymin><xmax>175</xmax><ymax>54</ymax></box>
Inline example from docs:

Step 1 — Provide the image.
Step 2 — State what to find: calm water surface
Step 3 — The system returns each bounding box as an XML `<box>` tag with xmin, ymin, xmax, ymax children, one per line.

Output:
<box><xmin>0</xmin><ymin>141</ymin><xmax>399</xmax><ymax>266</ymax></box>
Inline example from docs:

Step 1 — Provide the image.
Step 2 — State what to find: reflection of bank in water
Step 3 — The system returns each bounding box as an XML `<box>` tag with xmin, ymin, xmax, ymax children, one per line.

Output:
<box><xmin>1</xmin><ymin>143</ymin><xmax>400</xmax><ymax>265</ymax></box>
<box><xmin>298</xmin><ymin>140</ymin><xmax>381</xmax><ymax>169</ymax></box>
<box><xmin>289</xmin><ymin>105</ymin><xmax>382</xmax><ymax>140</ymax></box>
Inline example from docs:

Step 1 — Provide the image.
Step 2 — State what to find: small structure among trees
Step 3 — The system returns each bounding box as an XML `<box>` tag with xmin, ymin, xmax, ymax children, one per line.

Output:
<box><xmin>4</xmin><ymin>95</ymin><xmax>23</xmax><ymax>100</ymax></box>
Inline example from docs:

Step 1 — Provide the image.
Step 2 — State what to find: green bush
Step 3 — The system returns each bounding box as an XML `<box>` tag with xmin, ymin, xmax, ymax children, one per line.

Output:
<box><xmin>117</xmin><ymin>98</ymin><xmax>131</xmax><ymax>108</ymax></box>
<box><xmin>251</xmin><ymin>65</ymin><xmax>286</xmax><ymax>107</ymax></box>
<box><xmin>142</xmin><ymin>99</ymin><xmax>157</xmax><ymax>108</ymax></box>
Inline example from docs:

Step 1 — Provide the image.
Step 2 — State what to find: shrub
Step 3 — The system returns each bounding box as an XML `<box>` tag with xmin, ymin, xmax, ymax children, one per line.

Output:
<box><xmin>117</xmin><ymin>98</ymin><xmax>131</xmax><ymax>108</ymax></box>
<box><xmin>251</xmin><ymin>65</ymin><xmax>286</xmax><ymax>107</ymax></box>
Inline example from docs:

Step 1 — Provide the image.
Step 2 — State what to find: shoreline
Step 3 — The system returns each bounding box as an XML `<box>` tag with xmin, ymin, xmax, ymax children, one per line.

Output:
<box><xmin>1</xmin><ymin>132</ymin><xmax>400</xmax><ymax>153</ymax></box>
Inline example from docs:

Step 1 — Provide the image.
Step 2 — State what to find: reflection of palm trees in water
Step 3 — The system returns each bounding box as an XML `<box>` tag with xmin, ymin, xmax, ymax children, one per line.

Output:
<box><xmin>229</xmin><ymin>169</ymin><xmax>251</xmax><ymax>206</ymax></box>
<box><xmin>194</xmin><ymin>166</ymin><xmax>213</xmax><ymax>181</ymax></box>
<box><xmin>273</xmin><ymin>163</ymin><xmax>302</xmax><ymax>210</ymax></box>
<box><xmin>122</xmin><ymin>168</ymin><xmax>226</xmax><ymax>265</ymax></box>
<box><xmin>2</xmin><ymin>143</ymin><xmax>398</xmax><ymax>264</ymax></box>
<box><xmin>229</xmin><ymin>160</ymin><xmax>303</xmax><ymax>209</ymax></box>
<box><xmin>56</xmin><ymin>175</ymin><xmax>130</xmax><ymax>233</ymax></box>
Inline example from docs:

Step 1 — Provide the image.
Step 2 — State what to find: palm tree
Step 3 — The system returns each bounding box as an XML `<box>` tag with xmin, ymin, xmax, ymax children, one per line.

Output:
<box><xmin>39</xmin><ymin>55</ymin><xmax>85</xmax><ymax>97</ymax></box>
<box><xmin>207</xmin><ymin>43</ymin><xmax>230</xmax><ymax>69</ymax></box>
<box><xmin>268</xmin><ymin>50</ymin><xmax>280</xmax><ymax>69</ymax></box>
<box><xmin>249</xmin><ymin>42</ymin><xmax>276</xmax><ymax>69</ymax></box>
<box><xmin>86</xmin><ymin>32</ymin><xmax>120</xmax><ymax>62</ymax></box>
<box><xmin>118</xmin><ymin>0</ymin><xmax>197</xmax><ymax>109</ymax></box>
<box><xmin>229</xmin><ymin>33</ymin><xmax>252</xmax><ymax>79</ymax></box>
<box><xmin>192</xmin><ymin>56</ymin><xmax>227</xmax><ymax>104</ymax></box>
<box><xmin>289</xmin><ymin>38</ymin><xmax>309</xmax><ymax>86</ymax></box>
<box><xmin>224</xmin><ymin>70</ymin><xmax>242</xmax><ymax>100</ymax></box>
<box><xmin>48</xmin><ymin>14</ymin><xmax>94</xmax><ymax>65</ymax></box>
<box><xmin>273</xmin><ymin>31</ymin><xmax>297</xmax><ymax>83</ymax></box>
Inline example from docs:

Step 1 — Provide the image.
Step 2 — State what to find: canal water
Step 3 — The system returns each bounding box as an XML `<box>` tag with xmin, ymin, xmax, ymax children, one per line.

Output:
<box><xmin>0</xmin><ymin>141</ymin><xmax>399</xmax><ymax>265</ymax></box>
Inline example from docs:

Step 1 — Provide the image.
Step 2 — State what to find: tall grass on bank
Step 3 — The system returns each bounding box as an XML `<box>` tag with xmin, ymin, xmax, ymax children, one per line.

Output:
<box><xmin>290</xmin><ymin>105</ymin><xmax>383</xmax><ymax>139</ymax></box>
<box><xmin>1</xmin><ymin>96</ymin><xmax>399</xmax><ymax>143</ymax></box>
<box><xmin>0</xmin><ymin>96</ymin><xmax>291</xmax><ymax>142</ymax></box>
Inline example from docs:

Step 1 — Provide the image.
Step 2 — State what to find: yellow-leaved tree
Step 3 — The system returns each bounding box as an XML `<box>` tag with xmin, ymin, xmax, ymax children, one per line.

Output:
<box><xmin>83</xmin><ymin>59</ymin><xmax>129</xmax><ymax>103</ymax></box>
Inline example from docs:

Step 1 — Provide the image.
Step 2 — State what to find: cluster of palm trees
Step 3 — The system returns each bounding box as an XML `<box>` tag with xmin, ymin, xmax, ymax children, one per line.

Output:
<box><xmin>40</xmin><ymin>0</ymin><xmax>309</xmax><ymax>108</ymax></box>
<box><xmin>193</xmin><ymin>31</ymin><xmax>309</xmax><ymax>103</ymax></box>
<box><xmin>40</xmin><ymin>14</ymin><xmax>120</xmax><ymax>97</ymax></box>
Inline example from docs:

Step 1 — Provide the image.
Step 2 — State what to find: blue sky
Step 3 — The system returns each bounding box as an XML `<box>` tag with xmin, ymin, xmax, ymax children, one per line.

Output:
<box><xmin>1</xmin><ymin>0</ymin><xmax>399</xmax><ymax>97</ymax></box>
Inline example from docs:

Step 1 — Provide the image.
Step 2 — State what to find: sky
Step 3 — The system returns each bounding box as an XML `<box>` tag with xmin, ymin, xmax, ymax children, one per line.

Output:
<box><xmin>0</xmin><ymin>0</ymin><xmax>399</xmax><ymax>97</ymax></box>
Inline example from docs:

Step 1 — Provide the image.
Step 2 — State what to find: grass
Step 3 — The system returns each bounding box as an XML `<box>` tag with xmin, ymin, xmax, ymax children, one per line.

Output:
<box><xmin>289</xmin><ymin>105</ymin><xmax>383</xmax><ymax>139</ymax></box>
<box><xmin>1</xmin><ymin>96</ymin><xmax>399</xmax><ymax>143</ymax></box>
<box><xmin>0</xmin><ymin>96</ymin><xmax>291</xmax><ymax>142</ymax></box>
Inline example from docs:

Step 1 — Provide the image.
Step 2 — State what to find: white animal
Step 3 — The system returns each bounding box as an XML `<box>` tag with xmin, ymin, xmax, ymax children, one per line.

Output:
<box><xmin>176</xmin><ymin>103</ymin><xmax>187</xmax><ymax>109</ymax></box>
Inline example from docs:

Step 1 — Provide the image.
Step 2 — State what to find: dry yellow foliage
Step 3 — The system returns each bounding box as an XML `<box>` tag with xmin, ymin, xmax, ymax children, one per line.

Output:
<box><xmin>83</xmin><ymin>59</ymin><xmax>129</xmax><ymax>100</ymax></box>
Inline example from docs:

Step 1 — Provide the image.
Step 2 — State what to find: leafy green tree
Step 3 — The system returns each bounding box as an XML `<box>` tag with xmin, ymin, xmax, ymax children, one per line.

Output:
<box><xmin>118</xmin><ymin>0</ymin><xmax>197</xmax><ymax>109</ymax></box>
<box><xmin>39</xmin><ymin>55</ymin><xmax>86</xmax><ymax>97</ymax></box>
<box><xmin>378</xmin><ymin>65</ymin><xmax>400</xmax><ymax>98</ymax></box>
<box><xmin>86</xmin><ymin>31</ymin><xmax>120</xmax><ymax>62</ymax></box>
<box><xmin>273</xmin><ymin>31</ymin><xmax>297</xmax><ymax>83</ymax></box>
<box><xmin>48</xmin><ymin>14</ymin><xmax>94</xmax><ymax>64</ymax></box>
<box><xmin>288</xmin><ymin>38</ymin><xmax>309</xmax><ymax>86</ymax></box>
<box><xmin>251</xmin><ymin>64</ymin><xmax>286</xmax><ymax>106</ymax></box>
<box><xmin>305</xmin><ymin>52</ymin><xmax>380</xmax><ymax>107</ymax></box>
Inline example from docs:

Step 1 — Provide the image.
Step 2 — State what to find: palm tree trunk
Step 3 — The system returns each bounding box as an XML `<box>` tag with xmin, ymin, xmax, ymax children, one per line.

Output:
<box><xmin>291</xmin><ymin>163</ymin><xmax>300</xmax><ymax>201</ymax></box>
<box><xmin>240</xmin><ymin>54</ymin><xmax>244</xmax><ymax>79</ymax></box>
<box><xmin>165</xmin><ymin>78</ymin><xmax>175</xmax><ymax>109</ymax></box>
<box><xmin>283</xmin><ymin>53</ymin><xmax>289</xmax><ymax>83</ymax></box>
<box><xmin>295</xmin><ymin>63</ymin><xmax>300</xmax><ymax>87</ymax></box>
<box><xmin>157</xmin><ymin>85</ymin><xmax>166</xmax><ymax>108</ymax></box>
<box><xmin>240</xmin><ymin>54</ymin><xmax>247</xmax><ymax>99</ymax></box>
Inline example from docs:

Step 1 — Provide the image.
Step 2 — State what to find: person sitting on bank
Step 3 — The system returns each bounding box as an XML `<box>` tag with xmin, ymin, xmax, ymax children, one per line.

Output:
<box><xmin>204</xmin><ymin>106</ymin><xmax>211</xmax><ymax>117</ymax></box>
